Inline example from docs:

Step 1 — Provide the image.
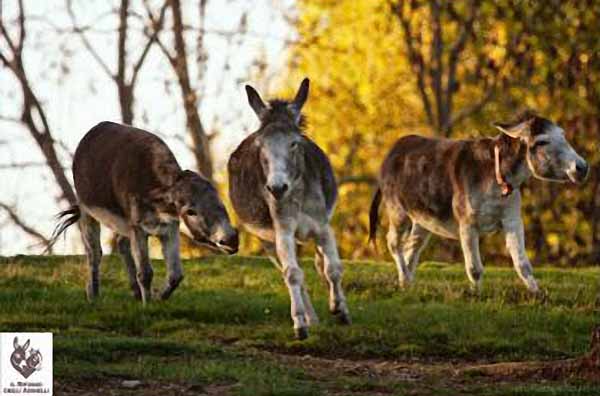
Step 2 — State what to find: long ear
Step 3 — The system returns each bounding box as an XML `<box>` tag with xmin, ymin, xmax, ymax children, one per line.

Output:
<box><xmin>292</xmin><ymin>78</ymin><xmax>310</xmax><ymax>112</ymax></box>
<box><xmin>13</xmin><ymin>337</ymin><xmax>18</xmax><ymax>349</ymax></box>
<box><xmin>492</xmin><ymin>118</ymin><xmax>533</xmax><ymax>139</ymax></box>
<box><xmin>23</xmin><ymin>339</ymin><xmax>30</xmax><ymax>350</ymax></box>
<box><xmin>245</xmin><ymin>85</ymin><xmax>266</xmax><ymax>118</ymax></box>
<box><xmin>288</xmin><ymin>78</ymin><xmax>309</xmax><ymax>125</ymax></box>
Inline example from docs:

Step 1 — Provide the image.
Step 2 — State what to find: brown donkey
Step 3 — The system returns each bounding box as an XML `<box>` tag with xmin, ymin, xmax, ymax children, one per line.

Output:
<box><xmin>370</xmin><ymin>112</ymin><xmax>588</xmax><ymax>292</ymax></box>
<box><xmin>50</xmin><ymin>122</ymin><xmax>238</xmax><ymax>303</ymax></box>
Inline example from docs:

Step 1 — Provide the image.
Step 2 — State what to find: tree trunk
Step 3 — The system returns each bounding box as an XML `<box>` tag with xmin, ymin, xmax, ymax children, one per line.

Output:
<box><xmin>169</xmin><ymin>0</ymin><xmax>213</xmax><ymax>180</ymax></box>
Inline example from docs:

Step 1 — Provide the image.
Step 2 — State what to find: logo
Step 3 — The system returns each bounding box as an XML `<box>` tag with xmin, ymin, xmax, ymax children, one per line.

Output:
<box><xmin>0</xmin><ymin>333</ymin><xmax>52</xmax><ymax>395</ymax></box>
<box><xmin>10</xmin><ymin>337</ymin><xmax>43</xmax><ymax>379</ymax></box>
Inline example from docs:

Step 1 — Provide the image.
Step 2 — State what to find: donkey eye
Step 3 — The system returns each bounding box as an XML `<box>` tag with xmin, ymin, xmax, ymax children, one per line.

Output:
<box><xmin>186</xmin><ymin>209</ymin><xmax>197</xmax><ymax>217</ymax></box>
<box><xmin>290</xmin><ymin>141</ymin><xmax>298</xmax><ymax>149</ymax></box>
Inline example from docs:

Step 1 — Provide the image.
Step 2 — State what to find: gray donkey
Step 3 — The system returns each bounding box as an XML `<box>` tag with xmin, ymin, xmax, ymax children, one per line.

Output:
<box><xmin>370</xmin><ymin>112</ymin><xmax>588</xmax><ymax>292</ymax></box>
<box><xmin>228</xmin><ymin>79</ymin><xmax>350</xmax><ymax>339</ymax></box>
<box><xmin>51</xmin><ymin>122</ymin><xmax>238</xmax><ymax>303</ymax></box>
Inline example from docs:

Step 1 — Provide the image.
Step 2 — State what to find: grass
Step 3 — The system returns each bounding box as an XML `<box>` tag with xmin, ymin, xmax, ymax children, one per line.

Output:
<box><xmin>0</xmin><ymin>255</ymin><xmax>598</xmax><ymax>395</ymax></box>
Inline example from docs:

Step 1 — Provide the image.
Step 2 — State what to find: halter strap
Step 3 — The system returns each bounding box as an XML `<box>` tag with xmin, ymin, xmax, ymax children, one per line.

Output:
<box><xmin>494</xmin><ymin>144</ymin><xmax>513</xmax><ymax>197</ymax></box>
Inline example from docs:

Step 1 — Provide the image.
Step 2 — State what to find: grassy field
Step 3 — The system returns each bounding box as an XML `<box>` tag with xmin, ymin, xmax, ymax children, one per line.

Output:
<box><xmin>0</xmin><ymin>255</ymin><xmax>598</xmax><ymax>395</ymax></box>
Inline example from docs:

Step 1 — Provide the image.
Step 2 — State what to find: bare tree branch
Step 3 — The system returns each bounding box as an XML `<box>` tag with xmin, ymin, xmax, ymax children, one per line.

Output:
<box><xmin>0</xmin><ymin>1</ymin><xmax>76</xmax><ymax>205</ymax></box>
<box><xmin>0</xmin><ymin>202</ymin><xmax>52</xmax><ymax>252</ymax></box>
<box><xmin>147</xmin><ymin>0</ymin><xmax>214</xmax><ymax>179</ymax></box>
<box><xmin>391</xmin><ymin>0</ymin><xmax>435</xmax><ymax>128</ymax></box>
<box><xmin>66</xmin><ymin>0</ymin><xmax>115</xmax><ymax>79</ymax></box>
<box><xmin>429</xmin><ymin>0</ymin><xmax>444</xmax><ymax>132</ymax></box>
<box><xmin>130</xmin><ymin>2</ymin><xmax>168</xmax><ymax>87</ymax></box>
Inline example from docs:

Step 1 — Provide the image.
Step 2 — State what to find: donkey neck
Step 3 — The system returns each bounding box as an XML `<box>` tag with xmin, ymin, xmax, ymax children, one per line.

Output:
<box><xmin>492</xmin><ymin>134</ymin><xmax>531</xmax><ymax>189</ymax></box>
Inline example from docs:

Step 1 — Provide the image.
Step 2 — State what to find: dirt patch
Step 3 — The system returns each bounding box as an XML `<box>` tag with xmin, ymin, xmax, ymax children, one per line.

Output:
<box><xmin>55</xmin><ymin>378</ymin><xmax>237</xmax><ymax>396</ymax></box>
<box><xmin>253</xmin><ymin>347</ymin><xmax>600</xmax><ymax>389</ymax></box>
<box><xmin>457</xmin><ymin>326</ymin><xmax>600</xmax><ymax>383</ymax></box>
<box><xmin>266</xmin><ymin>351</ymin><xmax>425</xmax><ymax>381</ymax></box>
<box><xmin>54</xmin><ymin>333</ymin><xmax>600</xmax><ymax>396</ymax></box>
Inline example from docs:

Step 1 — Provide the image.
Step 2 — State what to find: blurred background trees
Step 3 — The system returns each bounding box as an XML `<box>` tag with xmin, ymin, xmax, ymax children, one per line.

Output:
<box><xmin>0</xmin><ymin>0</ymin><xmax>598</xmax><ymax>266</ymax></box>
<box><xmin>283</xmin><ymin>0</ymin><xmax>600</xmax><ymax>264</ymax></box>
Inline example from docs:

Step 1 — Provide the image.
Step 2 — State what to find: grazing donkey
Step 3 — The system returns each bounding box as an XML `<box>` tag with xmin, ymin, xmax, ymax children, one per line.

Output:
<box><xmin>51</xmin><ymin>122</ymin><xmax>239</xmax><ymax>303</ymax></box>
<box><xmin>228</xmin><ymin>78</ymin><xmax>350</xmax><ymax>339</ymax></box>
<box><xmin>369</xmin><ymin>112</ymin><xmax>588</xmax><ymax>292</ymax></box>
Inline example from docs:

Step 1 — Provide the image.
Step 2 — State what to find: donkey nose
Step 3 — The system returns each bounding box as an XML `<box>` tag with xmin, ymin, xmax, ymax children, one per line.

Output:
<box><xmin>266</xmin><ymin>183</ymin><xmax>289</xmax><ymax>200</ymax></box>
<box><xmin>576</xmin><ymin>161</ymin><xmax>589</xmax><ymax>178</ymax></box>
<box><xmin>218</xmin><ymin>230</ymin><xmax>239</xmax><ymax>254</ymax></box>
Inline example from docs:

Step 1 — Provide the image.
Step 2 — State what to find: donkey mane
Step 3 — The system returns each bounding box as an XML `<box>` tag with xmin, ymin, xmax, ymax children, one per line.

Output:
<box><xmin>258</xmin><ymin>99</ymin><xmax>307</xmax><ymax>130</ymax></box>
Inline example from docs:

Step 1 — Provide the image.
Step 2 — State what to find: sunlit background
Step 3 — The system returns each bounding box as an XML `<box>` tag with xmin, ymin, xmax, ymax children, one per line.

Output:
<box><xmin>1</xmin><ymin>0</ymin><xmax>599</xmax><ymax>265</ymax></box>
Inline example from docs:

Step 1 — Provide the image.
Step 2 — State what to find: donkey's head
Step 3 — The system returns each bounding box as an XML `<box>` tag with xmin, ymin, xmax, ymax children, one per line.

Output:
<box><xmin>171</xmin><ymin>170</ymin><xmax>238</xmax><ymax>254</ymax></box>
<box><xmin>493</xmin><ymin>112</ymin><xmax>588</xmax><ymax>184</ymax></box>
<box><xmin>245</xmin><ymin>78</ymin><xmax>310</xmax><ymax>201</ymax></box>
<box><xmin>11</xmin><ymin>337</ymin><xmax>29</xmax><ymax>365</ymax></box>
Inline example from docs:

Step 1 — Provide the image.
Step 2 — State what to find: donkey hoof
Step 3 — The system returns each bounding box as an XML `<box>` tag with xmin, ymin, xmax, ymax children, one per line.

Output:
<box><xmin>526</xmin><ymin>277</ymin><xmax>539</xmax><ymax>294</ymax></box>
<box><xmin>336</xmin><ymin>311</ymin><xmax>352</xmax><ymax>325</ymax></box>
<box><xmin>132</xmin><ymin>290</ymin><xmax>142</xmax><ymax>301</ymax></box>
<box><xmin>294</xmin><ymin>327</ymin><xmax>309</xmax><ymax>340</ymax></box>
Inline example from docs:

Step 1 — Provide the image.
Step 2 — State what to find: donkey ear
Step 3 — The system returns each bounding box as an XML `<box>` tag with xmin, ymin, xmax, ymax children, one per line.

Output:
<box><xmin>493</xmin><ymin>118</ymin><xmax>533</xmax><ymax>139</ymax></box>
<box><xmin>13</xmin><ymin>337</ymin><xmax>18</xmax><ymax>349</ymax></box>
<box><xmin>245</xmin><ymin>85</ymin><xmax>266</xmax><ymax>118</ymax></box>
<box><xmin>23</xmin><ymin>339</ymin><xmax>30</xmax><ymax>350</ymax></box>
<box><xmin>292</xmin><ymin>78</ymin><xmax>310</xmax><ymax>112</ymax></box>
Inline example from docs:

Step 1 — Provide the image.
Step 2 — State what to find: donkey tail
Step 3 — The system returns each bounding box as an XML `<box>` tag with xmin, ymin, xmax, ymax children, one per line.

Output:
<box><xmin>368</xmin><ymin>188</ymin><xmax>382</xmax><ymax>248</ymax></box>
<box><xmin>45</xmin><ymin>206</ymin><xmax>81</xmax><ymax>253</ymax></box>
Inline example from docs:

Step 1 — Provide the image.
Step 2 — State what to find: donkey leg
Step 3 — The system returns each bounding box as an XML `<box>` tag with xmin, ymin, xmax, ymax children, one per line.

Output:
<box><xmin>300</xmin><ymin>285</ymin><xmax>319</xmax><ymax>326</ymax></box>
<box><xmin>274</xmin><ymin>228</ymin><xmax>309</xmax><ymax>339</ymax></box>
<box><xmin>403</xmin><ymin>223</ymin><xmax>431</xmax><ymax>276</ymax></box>
<box><xmin>159</xmin><ymin>223</ymin><xmax>184</xmax><ymax>300</ymax></box>
<box><xmin>502</xmin><ymin>216</ymin><xmax>539</xmax><ymax>293</ymax></box>
<box><xmin>385</xmin><ymin>204</ymin><xmax>412</xmax><ymax>288</ymax></box>
<box><xmin>129</xmin><ymin>226</ymin><xmax>153</xmax><ymax>305</ymax></box>
<box><xmin>79</xmin><ymin>212</ymin><xmax>102</xmax><ymax>301</ymax></box>
<box><xmin>116</xmin><ymin>235</ymin><xmax>142</xmax><ymax>300</ymax></box>
<box><xmin>262</xmin><ymin>241</ymin><xmax>283</xmax><ymax>271</ymax></box>
<box><xmin>459</xmin><ymin>223</ymin><xmax>484</xmax><ymax>291</ymax></box>
<box><xmin>387</xmin><ymin>223</ymin><xmax>412</xmax><ymax>288</ymax></box>
<box><xmin>316</xmin><ymin>225</ymin><xmax>350</xmax><ymax>325</ymax></box>
<box><xmin>265</xmin><ymin>241</ymin><xmax>319</xmax><ymax>326</ymax></box>
<box><xmin>314</xmin><ymin>250</ymin><xmax>326</xmax><ymax>282</ymax></box>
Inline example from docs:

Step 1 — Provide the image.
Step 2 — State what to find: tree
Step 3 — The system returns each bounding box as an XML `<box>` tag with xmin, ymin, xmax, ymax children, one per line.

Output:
<box><xmin>148</xmin><ymin>0</ymin><xmax>213</xmax><ymax>180</ymax></box>
<box><xmin>0</xmin><ymin>0</ymin><xmax>75</xmax><ymax>251</ymax></box>
<box><xmin>389</xmin><ymin>0</ymin><xmax>534</xmax><ymax>136</ymax></box>
<box><xmin>67</xmin><ymin>0</ymin><xmax>168</xmax><ymax>125</ymax></box>
<box><xmin>285</xmin><ymin>0</ymin><xmax>600</xmax><ymax>262</ymax></box>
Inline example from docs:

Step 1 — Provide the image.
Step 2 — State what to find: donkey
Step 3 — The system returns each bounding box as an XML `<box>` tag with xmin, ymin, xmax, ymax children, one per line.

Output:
<box><xmin>51</xmin><ymin>121</ymin><xmax>239</xmax><ymax>304</ymax></box>
<box><xmin>10</xmin><ymin>337</ymin><xmax>30</xmax><ymax>372</ymax></box>
<box><xmin>228</xmin><ymin>78</ymin><xmax>350</xmax><ymax>339</ymax></box>
<box><xmin>369</xmin><ymin>111</ymin><xmax>588</xmax><ymax>292</ymax></box>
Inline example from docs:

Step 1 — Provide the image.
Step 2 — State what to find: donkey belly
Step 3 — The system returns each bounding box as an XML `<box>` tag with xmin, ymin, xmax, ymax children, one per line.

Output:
<box><xmin>244</xmin><ymin>223</ymin><xmax>276</xmax><ymax>243</ymax></box>
<box><xmin>409</xmin><ymin>210</ymin><xmax>459</xmax><ymax>240</ymax></box>
<box><xmin>81</xmin><ymin>204</ymin><xmax>130</xmax><ymax>236</ymax></box>
<box><xmin>244</xmin><ymin>211</ymin><xmax>323</xmax><ymax>244</ymax></box>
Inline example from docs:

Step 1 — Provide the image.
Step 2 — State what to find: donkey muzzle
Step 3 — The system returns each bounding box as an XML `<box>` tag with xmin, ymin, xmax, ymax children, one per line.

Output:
<box><xmin>568</xmin><ymin>159</ymin><xmax>589</xmax><ymax>184</ymax></box>
<box><xmin>215</xmin><ymin>229</ymin><xmax>239</xmax><ymax>255</ymax></box>
<box><xmin>266</xmin><ymin>183</ymin><xmax>289</xmax><ymax>200</ymax></box>
<box><xmin>575</xmin><ymin>160</ymin><xmax>589</xmax><ymax>182</ymax></box>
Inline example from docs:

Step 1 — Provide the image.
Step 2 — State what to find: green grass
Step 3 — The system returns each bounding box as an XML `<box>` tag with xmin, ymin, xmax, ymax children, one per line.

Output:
<box><xmin>0</xmin><ymin>255</ymin><xmax>598</xmax><ymax>395</ymax></box>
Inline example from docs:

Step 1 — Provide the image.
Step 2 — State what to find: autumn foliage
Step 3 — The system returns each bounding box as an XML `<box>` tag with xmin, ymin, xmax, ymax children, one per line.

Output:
<box><xmin>280</xmin><ymin>0</ymin><xmax>600</xmax><ymax>264</ymax></box>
